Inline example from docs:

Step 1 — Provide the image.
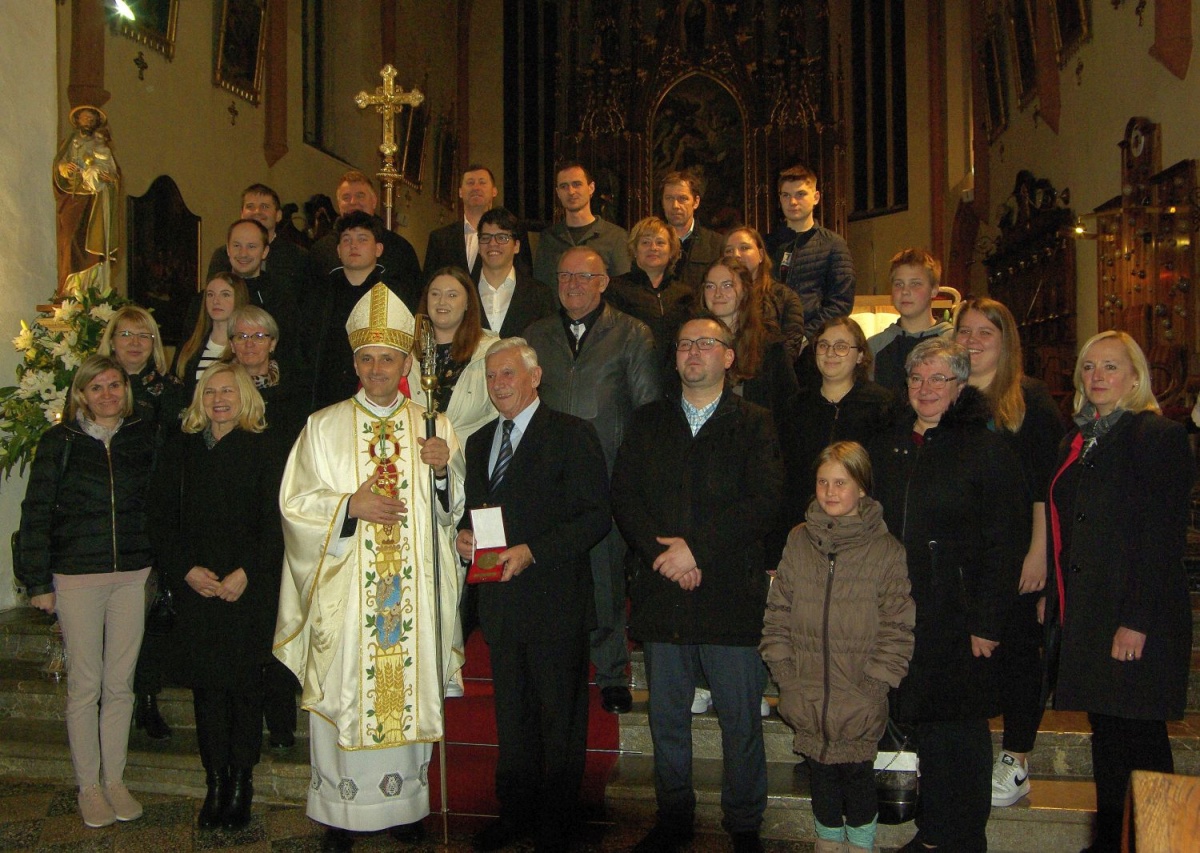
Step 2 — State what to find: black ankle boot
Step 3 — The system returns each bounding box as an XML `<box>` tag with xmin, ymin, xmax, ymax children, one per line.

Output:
<box><xmin>135</xmin><ymin>693</ymin><xmax>172</xmax><ymax>740</ymax></box>
<box><xmin>197</xmin><ymin>768</ymin><xmax>229</xmax><ymax>830</ymax></box>
<box><xmin>221</xmin><ymin>767</ymin><xmax>253</xmax><ymax>830</ymax></box>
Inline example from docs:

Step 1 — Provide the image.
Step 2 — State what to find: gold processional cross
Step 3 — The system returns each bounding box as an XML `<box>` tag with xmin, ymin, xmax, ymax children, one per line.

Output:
<box><xmin>355</xmin><ymin>64</ymin><xmax>424</xmax><ymax>230</ymax></box>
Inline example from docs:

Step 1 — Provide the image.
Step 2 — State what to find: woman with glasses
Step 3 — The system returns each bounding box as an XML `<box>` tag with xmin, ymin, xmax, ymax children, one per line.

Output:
<box><xmin>17</xmin><ymin>355</ymin><xmax>156</xmax><ymax>830</ymax></box>
<box><xmin>1043</xmin><ymin>332</ymin><xmax>1191</xmax><ymax>853</ymax></box>
<box><xmin>778</xmin><ymin>316</ymin><xmax>893</xmax><ymax>534</ymax></box>
<box><xmin>97</xmin><ymin>307</ymin><xmax>185</xmax><ymax>743</ymax></box>
<box><xmin>148</xmin><ymin>363</ymin><xmax>285</xmax><ymax>832</ymax></box>
<box><xmin>952</xmin><ymin>298</ymin><xmax>1065</xmax><ymax>809</ymax></box>
<box><xmin>869</xmin><ymin>338</ymin><xmax>1027</xmax><ymax>853</ymax></box>
<box><xmin>722</xmin><ymin>225</ymin><xmax>806</xmax><ymax>363</ymax></box>
<box><xmin>98</xmin><ymin>305</ymin><xmax>186</xmax><ymax>439</ymax></box>
<box><xmin>606</xmin><ymin>216</ymin><xmax>693</xmax><ymax>356</ymax></box>
<box><xmin>697</xmin><ymin>257</ymin><xmax>797</xmax><ymax>420</ymax></box>
<box><xmin>222</xmin><ymin>305</ymin><xmax>308</xmax><ymax>449</ymax></box>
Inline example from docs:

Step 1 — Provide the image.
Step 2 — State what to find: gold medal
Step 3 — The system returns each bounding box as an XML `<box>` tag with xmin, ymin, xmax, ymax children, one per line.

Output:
<box><xmin>477</xmin><ymin>552</ymin><xmax>498</xmax><ymax>569</ymax></box>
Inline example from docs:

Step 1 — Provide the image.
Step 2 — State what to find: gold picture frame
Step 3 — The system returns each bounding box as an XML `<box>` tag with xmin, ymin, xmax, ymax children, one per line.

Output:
<box><xmin>114</xmin><ymin>0</ymin><xmax>179</xmax><ymax>61</ymax></box>
<box><xmin>1052</xmin><ymin>0</ymin><xmax>1090</xmax><ymax>68</ymax></box>
<box><xmin>214</xmin><ymin>0</ymin><xmax>268</xmax><ymax>105</ymax></box>
<box><xmin>981</xmin><ymin>28</ymin><xmax>1008</xmax><ymax>143</ymax></box>
<box><xmin>1006</xmin><ymin>0</ymin><xmax>1038</xmax><ymax>109</ymax></box>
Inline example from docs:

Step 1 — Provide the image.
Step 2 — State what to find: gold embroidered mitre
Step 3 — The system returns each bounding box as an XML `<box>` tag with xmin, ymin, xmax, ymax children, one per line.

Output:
<box><xmin>346</xmin><ymin>282</ymin><xmax>414</xmax><ymax>353</ymax></box>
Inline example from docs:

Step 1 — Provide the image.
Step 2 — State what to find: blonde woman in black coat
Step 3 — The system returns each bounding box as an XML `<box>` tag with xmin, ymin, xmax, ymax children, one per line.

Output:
<box><xmin>1043</xmin><ymin>331</ymin><xmax>1192</xmax><ymax>853</ymax></box>
<box><xmin>149</xmin><ymin>363</ymin><xmax>285</xmax><ymax>831</ymax></box>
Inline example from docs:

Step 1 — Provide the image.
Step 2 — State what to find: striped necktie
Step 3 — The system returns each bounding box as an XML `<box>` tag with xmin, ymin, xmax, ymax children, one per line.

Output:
<box><xmin>489</xmin><ymin>419</ymin><xmax>515</xmax><ymax>492</ymax></box>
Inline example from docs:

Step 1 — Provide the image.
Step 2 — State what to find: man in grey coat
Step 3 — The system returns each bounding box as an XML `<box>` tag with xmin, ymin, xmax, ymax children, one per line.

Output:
<box><xmin>525</xmin><ymin>247</ymin><xmax>662</xmax><ymax>714</ymax></box>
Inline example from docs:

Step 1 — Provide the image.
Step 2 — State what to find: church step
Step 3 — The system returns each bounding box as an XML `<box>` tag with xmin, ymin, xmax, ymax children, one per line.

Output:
<box><xmin>605</xmin><ymin>753</ymin><xmax>1096</xmax><ymax>852</ymax></box>
<box><xmin>0</xmin><ymin>717</ymin><xmax>312</xmax><ymax>805</ymax></box>
<box><xmin>617</xmin><ymin>699</ymin><xmax>1200</xmax><ymax>778</ymax></box>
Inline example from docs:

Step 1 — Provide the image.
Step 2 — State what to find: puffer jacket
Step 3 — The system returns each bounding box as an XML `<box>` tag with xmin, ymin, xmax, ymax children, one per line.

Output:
<box><xmin>761</xmin><ymin>498</ymin><xmax>914</xmax><ymax>764</ymax></box>
<box><xmin>17</xmin><ymin>416</ymin><xmax>156</xmax><ymax>596</ymax></box>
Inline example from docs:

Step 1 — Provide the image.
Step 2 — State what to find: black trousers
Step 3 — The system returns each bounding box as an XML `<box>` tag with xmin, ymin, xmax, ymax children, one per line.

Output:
<box><xmin>997</xmin><ymin>590</ymin><xmax>1045</xmax><ymax>753</ymax></box>
<box><xmin>193</xmin><ymin>687</ymin><xmax>264</xmax><ymax>771</ymax></box>
<box><xmin>912</xmin><ymin>717</ymin><xmax>992</xmax><ymax>852</ymax></box>
<box><xmin>1087</xmin><ymin>713</ymin><xmax>1173</xmax><ymax>853</ymax></box>
<box><xmin>261</xmin><ymin>658</ymin><xmax>299</xmax><ymax>736</ymax></box>
<box><xmin>132</xmin><ymin>628</ymin><xmax>172</xmax><ymax>695</ymax></box>
<box><xmin>488</xmin><ymin>629</ymin><xmax>590</xmax><ymax>845</ymax></box>
<box><xmin>807</xmin><ymin>758</ymin><xmax>876</xmax><ymax>829</ymax></box>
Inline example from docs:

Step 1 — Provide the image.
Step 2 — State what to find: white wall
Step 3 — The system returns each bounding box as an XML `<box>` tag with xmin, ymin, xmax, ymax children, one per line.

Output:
<box><xmin>0</xmin><ymin>4</ymin><xmax>59</xmax><ymax>609</ymax></box>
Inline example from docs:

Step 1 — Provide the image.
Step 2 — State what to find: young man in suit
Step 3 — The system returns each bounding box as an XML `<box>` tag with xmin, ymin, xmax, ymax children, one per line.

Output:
<box><xmin>476</xmin><ymin>207</ymin><xmax>556</xmax><ymax>338</ymax></box>
<box><xmin>455</xmin><ymin>338</ymin><xmax>611</xmax><ymax>852</ymax></box>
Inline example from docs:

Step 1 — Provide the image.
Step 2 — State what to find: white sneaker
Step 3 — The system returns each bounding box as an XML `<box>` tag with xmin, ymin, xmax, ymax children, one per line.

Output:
<box><xmin>78</xmin><ymin>784</ymin><xmax>115</xmax><ymax>828</ymax></box>
<box><xmin>103</xmin><ymin>781</ymin><xmax>143</xmax><ymax>821</ymax></box>
<box><xmin>991</xmin><ymin>751</ymin><xmax>1031</xmax><ymax>807</ymax></box>
<box><xmin>690</xmin><ymin>687</ymin><xmax>712</xmax><ymax>714</ymax></box>
<box><xmin>760</xmin><ymin>697</ymin><xmax>771</xmax><ymax>718</ymax></box>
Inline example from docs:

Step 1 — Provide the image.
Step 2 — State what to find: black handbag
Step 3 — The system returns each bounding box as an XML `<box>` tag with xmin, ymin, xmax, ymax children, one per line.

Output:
<box><xmin>875</xmin><ymin>715</ymin><xmax>919</xmax><ymax>824</ymax></box>
<box><xmin>144</xmin><ymin>568</ymin><xmax>176</xmax><ymax>636</ymax></box>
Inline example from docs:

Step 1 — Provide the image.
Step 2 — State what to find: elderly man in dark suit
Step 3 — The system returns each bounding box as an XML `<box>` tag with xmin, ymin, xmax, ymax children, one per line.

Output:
<box><xmin>525</xmin><ymin>246</ymin><xmax>662</xmax><ymax>715</ymax></box>
<box><xmin>476</xmin><ymin>207</ymin><xmax>556</xmax><ymax>338</ymax></box>
<box><xmin>455</xmin><ymin>338</ymin><xmax>611</xmax><ymax>853</ymax></box>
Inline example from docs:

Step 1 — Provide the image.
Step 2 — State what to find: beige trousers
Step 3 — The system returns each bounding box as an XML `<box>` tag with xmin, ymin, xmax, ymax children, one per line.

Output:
<box><xmin>54</xmin><ymin>570</ymin><xmax>148</xmax><ymax>788</ymax></box>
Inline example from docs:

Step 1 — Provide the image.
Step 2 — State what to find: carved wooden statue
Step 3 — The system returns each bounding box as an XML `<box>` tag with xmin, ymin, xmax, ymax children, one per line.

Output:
<box><xmin>54</xmin><ymin>105</ymin><xmax>120</xmax><ymax>298</ymax></box>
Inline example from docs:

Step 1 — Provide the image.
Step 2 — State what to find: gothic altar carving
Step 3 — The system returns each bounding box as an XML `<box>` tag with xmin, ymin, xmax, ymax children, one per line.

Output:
<box><xmin>517</xmin><ymin>0</ymin><xmax>843</xmax><ymax>233</ymax></box>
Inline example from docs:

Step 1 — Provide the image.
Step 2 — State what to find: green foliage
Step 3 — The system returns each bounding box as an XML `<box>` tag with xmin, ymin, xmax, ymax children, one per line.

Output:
<box><xmin>0</xmin><ymin>284</ymin><xmax>129</xmax><ymax>482</ymax></box>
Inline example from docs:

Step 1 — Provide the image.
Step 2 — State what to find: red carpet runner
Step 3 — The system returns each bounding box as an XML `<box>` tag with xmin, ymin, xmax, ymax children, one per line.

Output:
<box><xmin>430</xmin><ymin>629</ymin><xmax>620</xmax><ymax>816</ymax></box>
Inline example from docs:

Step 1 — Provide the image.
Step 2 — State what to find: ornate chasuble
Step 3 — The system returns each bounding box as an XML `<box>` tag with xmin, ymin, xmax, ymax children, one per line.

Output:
<box><xmin>274</xmin><ymin>393</ymin><xmax>465</xmax><ymax>750</ymax></box>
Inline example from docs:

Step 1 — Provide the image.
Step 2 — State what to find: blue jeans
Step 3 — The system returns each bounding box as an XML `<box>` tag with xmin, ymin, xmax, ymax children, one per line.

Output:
<box><xmin>644</xmin><ymin>642</ymin><xmax>767</xmax><ymax>833</ymax></box>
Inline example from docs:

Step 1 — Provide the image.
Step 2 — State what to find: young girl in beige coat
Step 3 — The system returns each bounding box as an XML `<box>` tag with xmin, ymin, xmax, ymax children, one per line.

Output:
<box><xmin>761</xmin><ymin>441</ymin><xmax>915</xmax><ymax>853</ymax></box>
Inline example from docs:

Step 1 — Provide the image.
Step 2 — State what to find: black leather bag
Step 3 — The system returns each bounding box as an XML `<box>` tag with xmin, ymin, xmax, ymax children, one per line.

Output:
<box><xmin>875</xmin><ymin>716</ymin><xmax>919</xmax><ymax>824</ymax></box>
<box><xmin>144</xmin><ymin>568</ymin><xmax>176</xmax><ymax>636</ymax></box>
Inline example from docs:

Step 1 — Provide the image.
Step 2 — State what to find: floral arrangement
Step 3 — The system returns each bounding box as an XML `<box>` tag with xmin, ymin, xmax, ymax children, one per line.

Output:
<box><xmin>0</xmin><ymin>284</ymin><xmax>128</xmax><ymax>479</ymax></box>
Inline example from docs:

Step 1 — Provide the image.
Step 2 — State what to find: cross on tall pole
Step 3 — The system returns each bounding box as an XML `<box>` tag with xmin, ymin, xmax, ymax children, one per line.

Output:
<box><xmin>355</xmin><ymin>64</ymin><xmax>424</xmax><ymax>230</ymax></box>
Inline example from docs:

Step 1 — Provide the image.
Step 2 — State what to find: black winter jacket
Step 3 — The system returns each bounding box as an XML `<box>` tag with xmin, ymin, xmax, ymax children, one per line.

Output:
<box><xmin>17</xmin><ymin>417</ymin><xmax>156</xmax><ymax>596</ymax></box>
<box><xmin>868</xmin><ymin>386</ymin><xmax>1027</xmax><ymax>723</ymax></box>
<box><xmin>612</xmin><ymin>389</ymin><xmax>785</xmax><ymax>646</ymax></box>
<box><xmin>778</xmin><ymin>226</ymin><xmax>856</xmax><ymax>339</ymax></box>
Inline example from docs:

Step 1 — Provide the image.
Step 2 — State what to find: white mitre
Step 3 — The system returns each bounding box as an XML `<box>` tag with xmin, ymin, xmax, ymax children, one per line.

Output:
<box><xmin>345</xmin><ymin>282</ymin><xmax>414</xmax><ymax>354</ymax></box>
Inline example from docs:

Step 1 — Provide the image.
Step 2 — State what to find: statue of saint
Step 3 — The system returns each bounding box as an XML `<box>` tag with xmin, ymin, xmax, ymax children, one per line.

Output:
<box><xmin>54</xmin><ymin>105</ymin><xmax>120</xmax><ymax>298</ymax></box>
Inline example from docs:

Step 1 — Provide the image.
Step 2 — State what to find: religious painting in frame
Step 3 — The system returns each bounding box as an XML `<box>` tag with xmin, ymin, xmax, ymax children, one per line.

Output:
<box><xmin>1051</xmin><ymin>0</ymin><xmax>1090</xmax><ymax>67</ymax></box>
<box><xmin>1006</xmin><ymin>0</ymin><xmax>1038</xmax><ymax>109</ymax></box>
<box><xmin>215</xmin><ymin>0</ymin><xmax>268</xmax><ymax>105</ymax></box>
<box><xmin>981</xmin><ymin>28</ymin><xmax>1008</xmax><ymax>143</ymax></box>
<box><xmin>400</xmin><ymin>103</ymin><xmax>428</xmax><ymax>191</ymax></box>
<box><xmin>650</xmin><ymin>73</ymin><xmax>745</xmax><ymax>231</ymax></box>
<box><xmin>114</xmin><ymin>0</ymin><xmax>179</xmax><ymax>60</ymax></box>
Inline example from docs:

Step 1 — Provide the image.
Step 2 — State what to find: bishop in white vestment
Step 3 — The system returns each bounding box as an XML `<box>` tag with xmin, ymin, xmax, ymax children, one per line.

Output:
<box><xmin>274</xmin><ymin>284</ymin><xmax>464</xmax><ymax>835</ymax></box>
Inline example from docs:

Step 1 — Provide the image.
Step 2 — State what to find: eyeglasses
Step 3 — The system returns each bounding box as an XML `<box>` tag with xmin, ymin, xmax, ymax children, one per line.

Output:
<box><xmin>815</xmin><ymin>340</ymin><xmax>858</xmax><ymax>356</ymax></box>
<box><xmin>116</xmin><ymin>331</ymin><xmax>155</xmax><ymax>342</ymax></box>
<box><xmin>233</xmin><ymin>332</ymin><xmax>273</xmax><ymax>343</ymax></box>
<box><xmin>907</xmin><ymin>373</ymin><xmax>956</xmax><ymax>389</ymax></box>
<box><xmin>556</xmin><ymin>272</ymin><xmax>605</xmax><ymax>284</ymax></box>
<box><xmin>478</xmin><ymin>233</ymin><xmax>514</xmax><ymax>245</ymax></box>
<box><xmin>676</xmin><ymin>337</ymin><xmax>730</xmax><ymax>352</ymax></box>
<box><xmin>702</xmin><ymin>281</ymin><xmax>737</xmax><ymax>293</ymax></box>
